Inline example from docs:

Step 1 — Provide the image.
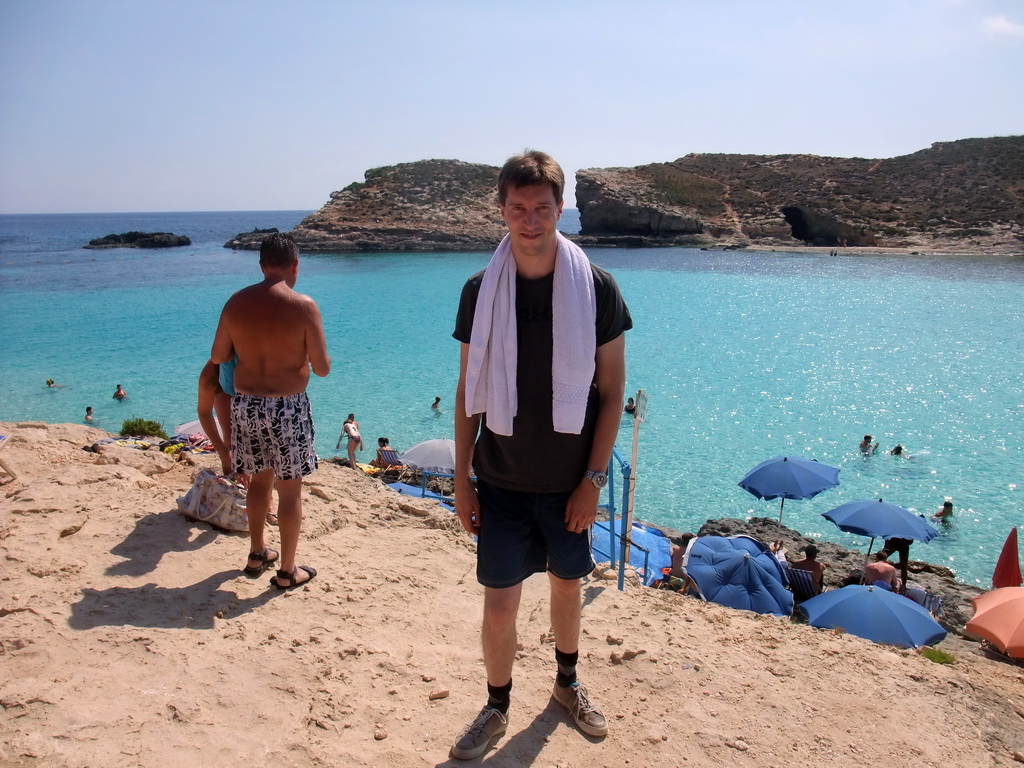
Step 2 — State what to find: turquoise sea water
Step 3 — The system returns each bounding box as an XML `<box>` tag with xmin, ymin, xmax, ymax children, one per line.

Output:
<box><xmin>1</xmin><ymin>211</ymin><xmax>1022</xmax><ymax>587</ymax></box>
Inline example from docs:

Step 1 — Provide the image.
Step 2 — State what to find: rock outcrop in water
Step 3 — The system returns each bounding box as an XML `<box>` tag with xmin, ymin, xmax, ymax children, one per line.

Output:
<box><xmin>86</xmin><ymin>232</ymin><xmax>191</xmax><ymax>249</ymax></box>
<box><xmin>225</xmin><ymin>159</ymin><xmax>506</xmax><ymax>252</ymax></box>
<box><xmin>575</xmin><ymin>136</ymin><xmax>1024</xmax><ymax>253</ymax></box>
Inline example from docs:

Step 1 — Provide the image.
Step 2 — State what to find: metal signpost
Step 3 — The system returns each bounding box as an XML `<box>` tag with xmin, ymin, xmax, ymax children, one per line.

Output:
<box><xmin>617</xmin><ymin>389</ymin><xmax>647</xmax><ymax>591</ymax></box>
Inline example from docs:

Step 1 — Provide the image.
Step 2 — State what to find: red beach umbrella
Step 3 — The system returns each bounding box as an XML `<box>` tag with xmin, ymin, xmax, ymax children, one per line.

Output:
<box><xmin>993</xmin><ymin>527</ymin><xmax>1022</xmax><ymax>589</ymax></box>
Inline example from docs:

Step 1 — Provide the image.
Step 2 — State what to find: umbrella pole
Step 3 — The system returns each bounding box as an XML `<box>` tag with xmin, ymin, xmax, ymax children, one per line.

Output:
<box><xmin>778</xmin><ymin>498</ymin><xmax>785</xmax><ymax>528</ymax></box>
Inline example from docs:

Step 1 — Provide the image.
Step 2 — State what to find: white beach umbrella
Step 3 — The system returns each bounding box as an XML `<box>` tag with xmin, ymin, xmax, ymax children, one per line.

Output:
<box><xmin>400</xmin><ymin>438</ymin><xmax>457</xmax><ymax>474</ymax></box>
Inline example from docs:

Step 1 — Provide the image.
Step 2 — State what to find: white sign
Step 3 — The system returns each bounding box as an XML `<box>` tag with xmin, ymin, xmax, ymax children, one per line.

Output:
<box><xmin>635</xmin><ymin>389</ymin><xmax>649</xmax><ymax>423</ymax></box>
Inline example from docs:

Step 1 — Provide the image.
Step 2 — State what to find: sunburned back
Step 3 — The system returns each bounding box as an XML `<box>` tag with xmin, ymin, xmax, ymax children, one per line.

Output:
<box><xmin>863</xmin><ymin>561</ymin><xmax>895</xmax><ymax>584</ymax></box>
<box><xmin>225</xmin><ymin>282</ymin><xmax>315</xmax><ymax>397</ymax></box>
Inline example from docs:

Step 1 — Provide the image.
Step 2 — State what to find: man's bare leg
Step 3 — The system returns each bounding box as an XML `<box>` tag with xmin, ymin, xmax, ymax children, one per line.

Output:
<box><xmin>245</xmin><ymin>469</ymin><xmax>274</xmax><ymax>564</ymax></box>
<box><xmin>548</xmin><ymin>573</ymin><xmax>581</xmax><ymax>654</ymax></box>
<box><xmin>274</xmin><ymin>477</ymin><xmax>304</xmax><ymax>575</ymax></box>
<box><xmin>548</xmin><ymin>573</ymin><xmax>606</xmax><ymax>736</ymax></box>
<box><xmin>482</xmin><ymin>584</ymin><xmax>523</xmax><ymax>687</ymax></box>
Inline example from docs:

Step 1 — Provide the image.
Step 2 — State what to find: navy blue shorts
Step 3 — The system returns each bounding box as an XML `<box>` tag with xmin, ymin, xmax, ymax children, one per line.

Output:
<box><xmin>475</xmin><ymin>478</ymin><xmax>594</xmax><ymax>589</ymax></box>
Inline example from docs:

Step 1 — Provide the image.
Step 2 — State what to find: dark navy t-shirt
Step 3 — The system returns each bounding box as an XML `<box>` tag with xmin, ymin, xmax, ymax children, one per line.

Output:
<box><xmin>453</xmin><ymin>263</ymin><xmax>632</xmax><ymax>493</ymax></box>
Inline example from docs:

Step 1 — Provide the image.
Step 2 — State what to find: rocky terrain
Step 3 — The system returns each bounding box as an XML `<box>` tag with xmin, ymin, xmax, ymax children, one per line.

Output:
<box><xmin>576</xmin><ymin>136</ymin><xmax>1024</xmax><ymax>253</ymax></box>
<box><xmin>224</xmin><ymin>137</ymin><xmax>1023</xmax><ymax>255</ymax></box>
<box><xmin>3</xmin><ymin>421</ymin><xmax>1023</xmax><ymax>767</ymax></box>
<box><xmin>85</xmin><ymin>231</ymin><xmax>191</xmax><ymax>249</ymax></box>
<box><xmin>225</xmin><ymin>159</ymin><xmax>505</xmax><ymax>251</ymax></box>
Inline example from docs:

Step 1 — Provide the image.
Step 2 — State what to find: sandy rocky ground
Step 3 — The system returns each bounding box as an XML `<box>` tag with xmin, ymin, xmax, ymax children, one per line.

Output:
<box><xmin>1</xmin><ymin>422</ymin><xmax>1023</xmax><ymax>768</ymax></box>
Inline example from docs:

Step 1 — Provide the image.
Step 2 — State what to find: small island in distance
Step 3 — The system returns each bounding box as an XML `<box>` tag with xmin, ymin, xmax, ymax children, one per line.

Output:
<box><xmin>85</xmin><ymin>231</ymin><xmax>192</xmax><ymax>249</ymax></box>
<box><xmin>225</xmin><ymin>136</ymin><xmax>1023</xmax><ymax>255</ymax></box>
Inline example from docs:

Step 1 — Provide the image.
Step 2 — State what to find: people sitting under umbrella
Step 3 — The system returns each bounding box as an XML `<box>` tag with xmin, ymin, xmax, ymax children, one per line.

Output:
<box><xmin>789</xmin><ymin>544</ymin><xmax>827</xmax><ymax>595</ymax></box>
<box><xmin>863</xmin><ymin>550</ymin><xmax>901</xmax><ymax>592</ymax></box>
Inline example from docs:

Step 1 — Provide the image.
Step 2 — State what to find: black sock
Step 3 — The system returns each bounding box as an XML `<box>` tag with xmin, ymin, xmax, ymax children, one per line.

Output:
<box><xmin>555</xmin><ymin>647</ymin><xmax>578</xmax><ymax>687</ymax></box>
<box><xmin>486</xmin><ymin>680</ymin><xmax>512</xmax><ymax>714</ymax></box>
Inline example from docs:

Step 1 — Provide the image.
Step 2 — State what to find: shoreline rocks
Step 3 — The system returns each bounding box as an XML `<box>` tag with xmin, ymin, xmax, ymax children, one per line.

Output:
<box><xmin>694</xmin><ymin>517</ymin><xmax>984</xmax><ymax>634</ymax></box>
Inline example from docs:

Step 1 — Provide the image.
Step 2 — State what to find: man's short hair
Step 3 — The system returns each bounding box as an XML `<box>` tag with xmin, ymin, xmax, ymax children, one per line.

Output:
<box><xmin>259</xmin><ymin>233</ymin><xmax>298</xmax><ymax>268</ymax></box>
<box><xmin>804</xmin><ymin>544</ymin><xmax>818</xmax><ymax>558</ymax></box>
<box><xmin>498</xmin><ymin>150</ymin><xmax>565</xmax><ymax>206</ymax></box>
<box><xmin>876</xmin><ymin>550</ymin><xmax>890</xmax><ymax>561</ymax></box>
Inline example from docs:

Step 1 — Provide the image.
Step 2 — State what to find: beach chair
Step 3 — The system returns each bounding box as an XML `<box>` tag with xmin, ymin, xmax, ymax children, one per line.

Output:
<box><xmin>782</xmin><ymin>564</ymin><xmax>820</xmax><ymax>602</ymax></box>
<box><xmin>0</xmin><ymin>435</ymin><xmax>17</xmax><ymax>480</ymax></box>
<box><xmin>922</xmin><ymin>593</ymin><xmax>943</xmax><ymax>618</ymax></box>
<box><xmin>375</xmin><ymin>447</ymin><xmax>405</xmax><ymax>476</ymax></box>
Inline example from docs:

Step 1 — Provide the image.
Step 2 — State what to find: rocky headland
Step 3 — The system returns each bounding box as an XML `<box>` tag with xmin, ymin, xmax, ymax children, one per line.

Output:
<box><xmin>85</xmin><ymin>231</ymin><xmax>191</xmax><ymax>249</ymax></box>
<box><xmin>225</xmin><ymin>159</ymin><xmax>505</xmax><ymax>252</ymax></box>
<box><xmin>575</xmin><ymin>136</ymin><xmax>1024</xmax><ymax>253</ymax></box>
<box><xmin>226</xmin><ymin>137</ymin><xmax>1023</xmax><ymax>255</ymax></box>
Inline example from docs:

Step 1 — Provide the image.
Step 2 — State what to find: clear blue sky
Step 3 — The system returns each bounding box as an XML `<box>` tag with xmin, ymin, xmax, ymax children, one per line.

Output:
<box><xmin>1</xmin><ymin>0</ymin><xmax>1021</xmax><ymax>213</ymax></box>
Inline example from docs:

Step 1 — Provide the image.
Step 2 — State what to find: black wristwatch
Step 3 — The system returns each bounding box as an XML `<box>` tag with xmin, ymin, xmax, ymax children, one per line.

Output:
<box><xmin>585</xmin><ymin>468</ymin><xmax>608</xmax><ymax>489</ymax></box>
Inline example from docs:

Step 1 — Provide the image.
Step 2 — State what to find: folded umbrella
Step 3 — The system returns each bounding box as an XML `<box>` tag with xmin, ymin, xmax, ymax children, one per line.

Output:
<box><xmin>993</xmin><ymin>527</ymin><xmax>1022</xmax><ymax>589</ymax></box>
<box><xmin>800</xmin><ymin>584</ymin><xmax>947</xmax><ymax>648</ymax></box>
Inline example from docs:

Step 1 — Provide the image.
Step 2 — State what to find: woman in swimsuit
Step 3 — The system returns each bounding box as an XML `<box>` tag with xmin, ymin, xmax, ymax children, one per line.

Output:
<box><xmin>336</xmin><ymin>413</ymin><xmax>363</xmax><ymax>469</ymax></box>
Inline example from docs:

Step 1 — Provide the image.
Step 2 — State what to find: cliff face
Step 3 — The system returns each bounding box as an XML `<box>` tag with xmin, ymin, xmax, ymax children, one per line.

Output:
<box><xmin>576</xmin><ymin>137</ymin><xmax>1024</xmax><ymax>252</ymax></box>
<box><xmin>225</xmin><ymin>159</ymin><xmax>506</xmax><ymax>252</ymax></box>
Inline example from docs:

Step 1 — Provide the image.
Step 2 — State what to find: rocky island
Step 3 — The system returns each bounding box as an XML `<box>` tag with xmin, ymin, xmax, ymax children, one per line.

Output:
<box><xmin>575</xmin><ymin>136</ymin><xmax>1024</xmax><ymax>253</ymax></box>
<box><xmin>225</xmin><ymin>159</ymin><xmax>505</xmax><ymax>251</ymax></box>
<box><xmin>85</xmin><ymin>231</ymin><xmax>191</xmax><ymax>249</ymax></box>
<box><xmin>225</xmin><ymin>136</ymin><xmax>1023</xmax><ymax>254</ymax></box>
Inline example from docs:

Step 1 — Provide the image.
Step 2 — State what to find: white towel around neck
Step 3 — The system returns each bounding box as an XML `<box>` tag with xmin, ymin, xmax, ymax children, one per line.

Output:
<box><xmin>464</xmin><ymin>231</ymin><xmax>597</xmax><ymax>436</ymax></box>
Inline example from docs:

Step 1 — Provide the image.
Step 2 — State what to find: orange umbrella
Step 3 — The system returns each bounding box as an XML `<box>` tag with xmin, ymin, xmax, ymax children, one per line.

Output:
<box><xmin>966</xmin><ymin>587</ymin><xmax>1024</xmax><ymax>658</ymax></box>
<box><xmin>993</xmin><ymin>527</ymin><xmax>1022</xmax><ymax>589</ymax></box>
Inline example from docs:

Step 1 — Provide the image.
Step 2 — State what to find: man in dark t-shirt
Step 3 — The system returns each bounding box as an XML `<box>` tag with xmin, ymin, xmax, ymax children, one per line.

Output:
<box><xmin>449</xmin><ymin>151</ymin><xmax>632</xmax><ymax>760</ymax></box>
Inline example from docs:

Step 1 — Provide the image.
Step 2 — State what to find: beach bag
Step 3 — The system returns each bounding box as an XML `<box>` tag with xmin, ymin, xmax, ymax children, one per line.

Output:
<box><xmin>177</xmin><ymin>468</ymin><xmax>249</xmax><ymax>532</ymax></box>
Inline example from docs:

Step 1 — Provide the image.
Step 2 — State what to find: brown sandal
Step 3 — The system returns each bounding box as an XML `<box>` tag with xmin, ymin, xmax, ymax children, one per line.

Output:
<box><xmin>270</xmin><ymin>565</ymin><xmax>317</xmax><ymax>590</ymax></box>
<box><xmin>243</xmin><ymin>548</ymin><xmax>279</xmax><ymax>576</ymax></box>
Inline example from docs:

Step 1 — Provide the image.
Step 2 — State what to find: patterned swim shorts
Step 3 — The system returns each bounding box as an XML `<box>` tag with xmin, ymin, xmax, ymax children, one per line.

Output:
<box><xmin>231</xmin><ymin>392</ymin><xmax>318</xmax><ymax>480</ymax></box>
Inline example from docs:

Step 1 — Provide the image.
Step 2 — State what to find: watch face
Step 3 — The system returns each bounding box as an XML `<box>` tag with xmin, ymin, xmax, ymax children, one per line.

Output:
<box><xmin>589</xmin><ymin>470</ymin><xmax>608</xmax><ymax>488</ymax></box>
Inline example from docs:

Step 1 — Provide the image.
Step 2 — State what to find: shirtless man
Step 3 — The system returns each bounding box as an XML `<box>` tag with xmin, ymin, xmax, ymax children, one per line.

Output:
<box><xmin>789</xmin><ymin>544</ymin><xmax>826</xmax><ymax>594</ymax></box>
<box><xmin>863</xmin><ymin>550</ymin><xmax>900</xmax><ymax>591</ymax></box>
<box><xmin>211</xmin><ymin>233</ymin><xmax>330</xmax><ymax>588</ymax></box>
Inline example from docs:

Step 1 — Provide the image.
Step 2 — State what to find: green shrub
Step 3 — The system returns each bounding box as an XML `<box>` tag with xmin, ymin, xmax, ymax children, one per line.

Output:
<box><xmin>921</xmin><ymin>647</ymin><xmax>955</xmax><ymax>665</ymax></box>
<box><xmin>120</xmin><ymin>417</ymin><xmax>168</xmax><ymax>439</ymax></box>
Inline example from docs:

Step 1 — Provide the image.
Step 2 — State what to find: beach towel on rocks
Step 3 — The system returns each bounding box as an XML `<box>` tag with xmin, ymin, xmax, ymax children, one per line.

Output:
<box><xmin>177</xmin><ymin>468</ymin><xmax>248</xmax><ymax>532</ymax></box>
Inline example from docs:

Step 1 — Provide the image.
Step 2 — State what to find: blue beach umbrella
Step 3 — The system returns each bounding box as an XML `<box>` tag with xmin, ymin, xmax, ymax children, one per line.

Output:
<box><xmin>822</xmin><ymin>498</ymin><xmax>939</xmax><ymax>555</ymax></box>
<box><xmin>800</xmin><ymin>584</ymin><xmax>947</xmax><ymax>648</ymax></box>
<box><xmin>683</xmin><ymin>535</ymin><xmax>794</xmax><ymax>617</ymax></box>
<box><xmin>738</xmin><ymin>455</ymin><xmax>841</xmax><ymax>525</ymax></box>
